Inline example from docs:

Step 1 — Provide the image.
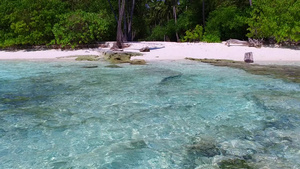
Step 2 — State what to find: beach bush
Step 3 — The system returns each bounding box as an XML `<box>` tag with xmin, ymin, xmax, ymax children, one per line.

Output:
<box><xmin>0</xmin><ymin>0</ymin><xmax>66</xmax><ymax>48</ymax></box>
<box><xmin>182</xmin><ymin>25</ymin><xmax>203</xmax><ymax>42</ymax></box>
<box><xmin>52</xmin><ymin>11</ymin><xmax>113</xmax><ymax>48</ymax></box>
<box><xmin>0</xmin><ymin>0</ymin><xmax>115</xmax><ymax>49</ymax></box>
<box><xmin>202</xmin><ymin>33</ymin><xmax>221</xmax><ymax>43</ymax></box>
<box><xmin>247</xmin><ymin>0</ymin><xmax>300</xmax><ymax>43</ymax></box>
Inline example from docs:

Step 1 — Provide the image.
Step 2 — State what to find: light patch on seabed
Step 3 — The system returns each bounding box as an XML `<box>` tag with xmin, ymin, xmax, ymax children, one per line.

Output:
<box><xmin>0</xmin><ymin>60</ymin><xmax>300</xmax><ymax>168</ymax></box>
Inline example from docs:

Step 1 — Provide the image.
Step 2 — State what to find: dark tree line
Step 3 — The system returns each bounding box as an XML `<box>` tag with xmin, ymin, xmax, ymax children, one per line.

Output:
<box><xmin>0</xmin><ymin>0</ymin><xmax>299</xmax><ymax>49</ymax></box>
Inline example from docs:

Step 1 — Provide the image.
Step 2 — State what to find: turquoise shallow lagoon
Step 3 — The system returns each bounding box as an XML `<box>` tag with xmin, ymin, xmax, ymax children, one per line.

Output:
<box><xmin>0</xmin><ymin>60</ymin><xmax>300</xmax><ymax>168</ymax></box>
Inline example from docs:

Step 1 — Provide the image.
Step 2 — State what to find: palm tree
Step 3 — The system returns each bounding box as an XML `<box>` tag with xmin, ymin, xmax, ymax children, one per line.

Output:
<box><xmin>127</xmin><ymin>0</ymin><xmax>135</xmax><ymax>41</ymax></box>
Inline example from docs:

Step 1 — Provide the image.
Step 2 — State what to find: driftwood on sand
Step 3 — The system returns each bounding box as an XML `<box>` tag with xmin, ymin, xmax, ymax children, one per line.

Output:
<box><xmin>139</xmin><ymin>46</ymin><xmax>150</xmax><ymax>52</ymax></box>
<box><xmin>225</xmin><ymin>38</ymin><xmax>262</xmax><ymax>48</ymax></box>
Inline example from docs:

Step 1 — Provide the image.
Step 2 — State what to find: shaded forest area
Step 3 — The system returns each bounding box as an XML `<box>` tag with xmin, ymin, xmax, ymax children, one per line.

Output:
<box><xmin>0</xmin><ymin>0</ymin><xmax>299</xmax><ymax>49</ymax></box>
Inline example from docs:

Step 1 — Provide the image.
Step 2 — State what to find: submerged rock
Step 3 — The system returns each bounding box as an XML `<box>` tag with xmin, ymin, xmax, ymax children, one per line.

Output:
<box><xmin>218</xmin><ymin>158</ymin><xmax>252</xmax><ymax>169</ymax></box>
<box><xmin>82</xmin><ymin>65</ymin><xmax>98</xmax><ymax>68</ymax></box>
<box><xmin>130</xmin><ymin>59</ymin><xmax>146</xmax><ymax>65</ymax></box>
<box><xmin>1</xmin><ymin>95</ymin><xmax>30</xmax><ymax>105</ymax></box>
<box><xmin>186</xmin><ymin>58</ymin><xmax>300</xmax><ymax>83</ymax></box>
<box><xmin>129</xmin><ymin>140</ymin><xmax>148</xmax><ymax>149</ymax></box>
<box><xmin>50</xmin><ymin>161</ymin><xmax>69</xmax><ymax>169</ymax></box>
<box><xmin>182</xmin><ymin>137</ymin><xmax>224</xmax><ymax>169</ymax></box>
<box><xmin>160</xmin><ymin>74</ymin><xmax>182</xmax><ymax>84</ymax></box>
<box><xmin>105</xmin><ymin>65</ymin><xmax>123</xmax><ymax>68</ymax></box>
<box><xmin>187</xmin><ymin>142</ymin><xmax>221</xmax><ymax>158</ymax></box>
<box><xmin>0</xmin><ymin>129</ymin><xmax>7</xmax><ymax>137</ymax></box>
<box><xmin>186</xmin><ymin>137</ymin><xmax>223</xmax><ymax>158</ymax></box>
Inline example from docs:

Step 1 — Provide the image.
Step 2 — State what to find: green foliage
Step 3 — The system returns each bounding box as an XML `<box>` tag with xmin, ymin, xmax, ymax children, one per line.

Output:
<box><xmin>204</xmin><ymin>6</ymin><xmax>249</xmax><ymax>41</ymax></box>
<box><xmin>203</xmin><ymin>33</ymin><xmax>222</xmax><ymax>43</ymax></box>
<box><xmin>247</xmin><ymin>0</ymin><xmax>300</xmax><ymax>43</ymax></box>
<box><xmin>0</xmin><ymin>0</ymin><xmax>114</xmax><ymax>49</ymax></box>
<box><xmin>147</xmin><ymin>26</ymin><xmax>167</xmax><ymax>41</ymax></box>
<box><xmin>182</xmin><ymin>25</ymin><xmax>203</xmax><ymax>42</ymax></box>
<box><xmin>147</xmin><ymin>20</ymin><xmax>177</xmax><ymax>41</ymax></box>
<box><xmin>177</xmin><ymin>11</ymin><xmax>195</xmax><ymax>31</ymax></box>
<box><xmin>52</xmin><ymin>11</ymin><xmax>113</xmax><ymax>48</ymax></box>
<box><xmin>0</xmin><ymin>0</ymin><xmax>67</xmax><ymax>48</ymax></box>
<box><xmin>1</xmin><ymin>0</ymin><xmax>299</xmax><ymax>48</ymax></box>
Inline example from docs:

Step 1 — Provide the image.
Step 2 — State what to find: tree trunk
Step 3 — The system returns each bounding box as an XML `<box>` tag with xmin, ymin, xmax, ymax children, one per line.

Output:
<box><xmin>249</xmin><ymin>0</ymin><xmax>252</xmax><ymax>6</ymax></box>
<box><xmin>202</xmin><ymin>0</ymin><xmax>205</xmax><ymax>28</ymax></box>
<box><xmin>123</xmin><ymin>4</ymin><xmax>128</xmax><ymax>42</ymax></box>
<box><xmin>117</xmin><ymin>0</ymin><xmax>126</xmax><ymax>48</ymax></box>
<box><xmin>128</xmin><ymin>0</ymin><xmax>135</xmax><ymax>41</ymax></box>
<box><xmin>173</xmin><ymin>5</ymin><xmax>179</xmax><ymax>42</ymax></box>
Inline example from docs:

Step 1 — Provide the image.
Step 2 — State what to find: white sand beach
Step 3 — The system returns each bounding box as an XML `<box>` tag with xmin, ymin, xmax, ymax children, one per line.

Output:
<box><xmin>128</xmin><ymin>42</ymin><xmax>300</xmax><ymax>63</ymax></box>
<box><xmin>0</xmin><ymin>49</ymin><xmax>100</xmax><ymax>60</ymax></box>
<box><xmin>1</xmin><ymin>42</ymin><xmax>300</xmax><ymax>64</ymax></box>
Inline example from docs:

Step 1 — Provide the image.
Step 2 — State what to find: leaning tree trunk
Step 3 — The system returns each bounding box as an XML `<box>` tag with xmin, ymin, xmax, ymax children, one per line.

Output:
<box><xmin>107</xmin><ymin>0</ymin><xmax>118</xmax><ymax>23</ymax></box>
<box><xmin>117</xmin><ymin>0</ymin><xmax>126</xmax><ymax>48</ymax></box>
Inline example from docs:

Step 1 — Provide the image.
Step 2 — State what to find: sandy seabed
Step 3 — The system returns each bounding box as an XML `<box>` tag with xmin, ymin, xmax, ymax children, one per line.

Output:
<box><xmin>1</xmin><ymin>42</ymin><xmax>300</xmax><ymax>65</ymax></box>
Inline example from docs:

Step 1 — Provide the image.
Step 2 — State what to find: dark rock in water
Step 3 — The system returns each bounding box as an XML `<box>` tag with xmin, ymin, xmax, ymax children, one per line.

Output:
<box><xmin>243</xmin><ymin>93</ymin><xmax>268</xmax><ymax>112</ymax></box>
<box><xmin>139</xmin><ymin>46</ymin><xmax>150</xmax><ymax>52</ymax></box>
<box><xmin>129</xmin><ymin>140</ymin><xmax>148</xmax><ymax>149</ymax></box>
<box><xmin>182</xmin><ymin>137</ymin><xmax>224</xmax><ymax>168</ymax></box>
<box><xmin>264</xmin><ymin>118</ymin><xmax>295</xmax><ymax>130</ymax></box>
<box><xmin>186</xmin><ymin>138</ymin><xmax>222</xmax><ymax>157</ymax></box>
<box><xmin>0</xmin><ymin>129</ymin><xmax>6</xmax><ymax>137</ymax></box>
<box><xmin>52</xmin><ymin>65</ymin><xmax>63</xmax><ymax>68</ymax></box>
<box><xmin>82</xmin><ymin>65</ymin><xmax>98</xmax><ymax>68</ymax></box>
<box><xmin>1</xmin><ymin>95</ymin><xmax>30</xmax><ymax>106</ymax></box>
<box><xmin>280</xmin><ymin>136</ymin><xmax>293</xmax><ymax>143</ymax></box>
<box><xmin>218</xmin><ymin>158</ymin><xmax>252</xmax><ymax>169</ymax></box>
<box><xmin>160</xmin><ymin>74</ymin><xmax>182</xmax><ymax>84</ymax></box>
<box><xmin>130</xmin><ymin>59</ymin><xmax>146</xmax><ymax>65</ymax></box>
<box><xmin>105</xmin><ymin>65</ymin><xmax>122</xmax><ymax>68</ymax></box>
<box><xmin>242</xmin><ymin>154</ymin><xmax>253</xmax><ymax>160</ymax></box>
<box><xmin>187</xmin><ymin>143</ymin><xmax>221</xmax><ymax>157</ymax></box>
<box><xmin>51</xmin><ymin>161</ymin><xmax>68</xmax><ymax>169</ymax></box>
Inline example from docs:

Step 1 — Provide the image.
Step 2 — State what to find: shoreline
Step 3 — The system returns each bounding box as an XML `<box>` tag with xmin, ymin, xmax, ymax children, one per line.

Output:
<box><xmin>1</xmin><ymin>42</ymin><xmax>300</xmax><ymax>65</ymax></box>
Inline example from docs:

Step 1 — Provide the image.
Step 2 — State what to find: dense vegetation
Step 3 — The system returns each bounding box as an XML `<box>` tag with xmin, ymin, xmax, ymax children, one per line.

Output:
<box><xmin>0</xmin><ymin>0</ymin><xmax>299</xmax><ymax>48</ymax></box>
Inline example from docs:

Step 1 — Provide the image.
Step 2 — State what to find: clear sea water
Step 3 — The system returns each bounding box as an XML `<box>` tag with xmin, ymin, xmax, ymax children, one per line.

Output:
<box><xmin>0</xmin><ymin>60</ymin><xmax>300</xmax><ymax>169</ymax></box>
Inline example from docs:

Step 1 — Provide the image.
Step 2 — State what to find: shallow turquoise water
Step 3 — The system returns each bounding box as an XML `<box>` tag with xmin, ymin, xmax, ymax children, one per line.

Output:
<box><xmin>0</xmin><ymin>60</ymin><xmax>300</xmax><ymax>168</ymax></box>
